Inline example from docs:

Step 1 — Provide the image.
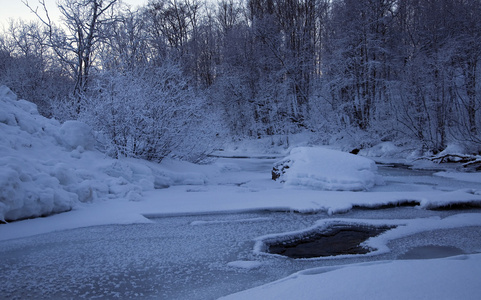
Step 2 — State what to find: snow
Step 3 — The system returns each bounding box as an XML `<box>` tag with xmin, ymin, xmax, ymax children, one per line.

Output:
<box><xmin>274</xmin><ymin>147</ymin><xmax>382</xmax><ymax>191</ymax></box>
<box><xmin>2</xmin><ymin>87</ymin><xmax>481</xmax><ymax>299</ymax></box>
<box><xmin>59</xmin><ymin>120</ymin><xmax>96</xmax><ymax>150</ymax></box>
<box><xmin>0</xmin><ymin>86</ymin><xmax>205</xmax><ymax>222</ymax></box>
<box><xmin>220</xmin><ymin>253</ymin><xmax>481</xmax><ymax>300</ymax></box>
<box><xmin>438</xmin><ymin>143</ymin><xmax>469</xmax><ymax>157</ymax></box>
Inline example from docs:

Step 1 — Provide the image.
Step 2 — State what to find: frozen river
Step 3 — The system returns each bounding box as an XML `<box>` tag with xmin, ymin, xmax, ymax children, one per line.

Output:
<box><xmin>1</xmin><ymin>157</ymin><xmax>481</xmax><ymax>299</ymax></box>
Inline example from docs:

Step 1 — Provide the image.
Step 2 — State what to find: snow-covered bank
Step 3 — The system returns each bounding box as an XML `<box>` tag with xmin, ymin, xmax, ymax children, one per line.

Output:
<box><xmin>220</xmin><ymin>253</ymin><xmax>481</xmax><ymax>300</ymax></box>
<box><xmin>0</xmin><ymin>86</ymin><xmax>206</xmax><ymax>222</ymax></box>
<box><xmin>3</xmin><ymin>84</ymin><xmax>479</xmax><ymax>224</ymax></box>
<box><xmin>2</xmin><ymin>186</ymin><xmax>481</xmax><ymax>241</ymax></box>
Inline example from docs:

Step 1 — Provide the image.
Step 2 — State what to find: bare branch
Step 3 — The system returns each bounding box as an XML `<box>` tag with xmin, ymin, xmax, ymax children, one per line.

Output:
<box><xmin>21</xmin><ymin>0</ymin><xmax>52</xmax><ymax>28</ymax></box>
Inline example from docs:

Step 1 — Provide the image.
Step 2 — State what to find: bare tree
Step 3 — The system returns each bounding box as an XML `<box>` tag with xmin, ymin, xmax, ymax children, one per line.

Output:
<box><xmin>99</xmin><ymin>8</ymin><xmax>149</xmax><ymax>71</ymax></box>
<box><xmin>0</xmin><ymin>20</ymin><xmax>71</xmax><ymax>115</ymax></box>
<box><xmin>23</xmin><ymin>0</ymin><xmax>119</xmax><ymax>100</ymax></box>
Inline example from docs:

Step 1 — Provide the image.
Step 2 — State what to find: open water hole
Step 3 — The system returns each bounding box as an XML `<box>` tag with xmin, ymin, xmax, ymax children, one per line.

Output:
<box><xmin>2</xmin><ymin>208</ymin><xmax>481</xmax><ymax>300</ymax></box>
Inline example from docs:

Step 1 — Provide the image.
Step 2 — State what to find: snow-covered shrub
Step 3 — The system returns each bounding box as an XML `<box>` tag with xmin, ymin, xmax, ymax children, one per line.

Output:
<box><xmin>82</xmin><ymin>63</ymin><xmax>217</xmax><ymax>162</ymax></box>
<box><xmin>273</xmin><ymin>147</ymin><xmax>381</xmax><ymax>191</ymax></box>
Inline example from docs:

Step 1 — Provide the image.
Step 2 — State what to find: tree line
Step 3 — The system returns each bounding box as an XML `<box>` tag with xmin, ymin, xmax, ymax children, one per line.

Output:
<box><xmin>1</xmin><ymin>0</ymin><xmax>480</xmax><ymax>161</ymax></box>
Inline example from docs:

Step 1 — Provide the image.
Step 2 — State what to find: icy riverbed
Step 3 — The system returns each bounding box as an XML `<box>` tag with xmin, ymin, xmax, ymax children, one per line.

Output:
<box><xmin>1</xmin><ymin>157</ymin><xmax>481</xmax><ymax>299</ymax></box>
<box><xmin>2</xmin><ymin>209</ymin><xmax>481</xmax><ymax>299</ymax></box>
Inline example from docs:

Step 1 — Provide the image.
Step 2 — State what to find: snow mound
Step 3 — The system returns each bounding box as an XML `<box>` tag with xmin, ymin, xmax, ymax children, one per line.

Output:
<box><xmin>0</xmin><ymin>86</ymin><xmax>78</xmax><ymax>221</ymax></box>
<box><xmin>0</xmin><ymin>86</ymin><xmax>205</xmax><ymax>222</ymax></box>
<box><xmin>273</xmin><ymin>147</ymin><xmax>381</xmax><ymax>191</ymax></box>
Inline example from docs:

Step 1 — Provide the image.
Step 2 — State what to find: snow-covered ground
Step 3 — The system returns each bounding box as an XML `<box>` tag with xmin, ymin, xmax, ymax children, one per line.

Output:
<box><xmin>221</xmin><ymin>253</ymin><xmax>481</xmax><ymax>300</ymax></box>
<box><xmin>1</xmin><ymin>87</ymin><xmax>481</xmax><ymax>299</ymax></box>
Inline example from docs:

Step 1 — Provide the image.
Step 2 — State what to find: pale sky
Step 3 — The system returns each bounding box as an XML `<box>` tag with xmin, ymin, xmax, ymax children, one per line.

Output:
<box><xmin>0</xmin><ymin>0</ymin><xmax>148</xmax><ymax>29</ymax></box>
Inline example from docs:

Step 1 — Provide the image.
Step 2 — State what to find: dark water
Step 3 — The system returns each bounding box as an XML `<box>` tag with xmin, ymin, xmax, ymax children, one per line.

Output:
<box><xmin>267</xmin><ymin>223</ymin><xmax>395</xmax><ymax>258</ymax></box>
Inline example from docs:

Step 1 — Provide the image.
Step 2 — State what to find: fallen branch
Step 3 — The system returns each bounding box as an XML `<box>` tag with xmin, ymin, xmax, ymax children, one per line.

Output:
<box><xmin>462</xmin><ymin>159</ymin><xmax>481</xmax><ymax>171</ymax></box>
<box><xmin>425</xmin><ymin>154</ymin><xmax>477</xmax><ymax>164</ymax></box>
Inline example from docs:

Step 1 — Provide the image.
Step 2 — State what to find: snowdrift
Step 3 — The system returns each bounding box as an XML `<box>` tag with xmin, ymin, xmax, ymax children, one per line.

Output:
<box><xmin>0</xmin><ymin>86</ymin><xmax>205</xmax><ymax>222</ymax></box>
<box><xmin>273</xmin><ymin>147</ymin><xmax>381</xmax><ymax>191</ymax></box>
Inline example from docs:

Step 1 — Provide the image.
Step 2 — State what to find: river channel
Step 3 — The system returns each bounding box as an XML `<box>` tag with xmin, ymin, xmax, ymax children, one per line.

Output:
<box><xmin>1</xmin><ymin>159</ymin><xmax>481</xmax><ymax>299</ymax></box>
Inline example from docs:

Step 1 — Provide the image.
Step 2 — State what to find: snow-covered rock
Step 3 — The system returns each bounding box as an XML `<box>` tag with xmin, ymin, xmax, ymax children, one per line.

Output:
<box><xmin>273</xmin><ymin>147</ymin><xmax>381</xmax><ymax>191</ymax></box>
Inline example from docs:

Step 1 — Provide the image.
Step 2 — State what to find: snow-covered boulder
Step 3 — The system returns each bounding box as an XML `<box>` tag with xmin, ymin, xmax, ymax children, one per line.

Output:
<box><xmin>273</xmin><ymin>147</ymin><xmax>381</xmax><ymax>191</ymax></box>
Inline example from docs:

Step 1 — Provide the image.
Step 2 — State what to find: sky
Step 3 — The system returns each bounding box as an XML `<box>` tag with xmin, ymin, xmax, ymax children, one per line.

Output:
<box><xmin>0</xmin><ymin>0</ymin><xmax>148</xmax><ymax>29</ymax></box>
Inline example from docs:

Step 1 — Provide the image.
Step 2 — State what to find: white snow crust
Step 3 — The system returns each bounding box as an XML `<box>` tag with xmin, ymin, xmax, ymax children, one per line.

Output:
<box><xmin>275</xmin><ymin>147</ymin><xmax>381</xmax><ymax>191</ymax></box>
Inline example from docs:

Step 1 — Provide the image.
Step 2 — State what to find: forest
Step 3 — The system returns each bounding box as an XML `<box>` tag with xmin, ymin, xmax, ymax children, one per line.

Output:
<box><xmin>1</xmin><ymin>0</ymin><xmax>480</xmax><ymax>162</ymax></box>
